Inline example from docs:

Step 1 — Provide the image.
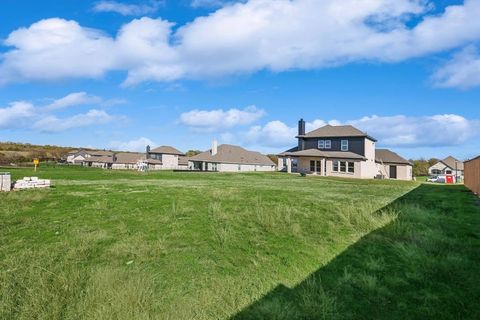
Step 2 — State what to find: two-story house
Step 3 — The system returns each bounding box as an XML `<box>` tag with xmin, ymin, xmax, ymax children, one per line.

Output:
<box><xmin>278</xmin><ymin>119</ymin><xmax>412</xmax><ymax>180</ymax></box>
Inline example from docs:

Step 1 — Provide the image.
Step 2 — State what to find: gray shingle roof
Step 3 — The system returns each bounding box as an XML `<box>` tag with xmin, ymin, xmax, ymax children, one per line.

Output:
<box><xmin>150</xmin><ymin>146</ymin><xmax>184</xmax><ymax>155</ymax></box>
<box><xmin>440</xmin><ymin>156</ymin><xmax>464</xmax><ymax>170</ymax></box>
<box><xmin>84</xmin><ymin>156</ymin><xmax>114</xmax><ymax>163</ymax></box>
<box><xmin>301</xmin><ymin>124</ymin><xmax>376</xmax><ymax>141</ymax></box>
<box><xmin>114</xmin><ymin>152</ymin><xmax>145</xmax><ymax>164</ymax></box>
<box><xmin>375</xmin><ymin>149</ymin><xmax>412</xmax><ymax>165</ymax></box>
<box><xmin>189</xmin><ymin>144</ymin><xmax>275</xmax><ymax>166</ymax></box>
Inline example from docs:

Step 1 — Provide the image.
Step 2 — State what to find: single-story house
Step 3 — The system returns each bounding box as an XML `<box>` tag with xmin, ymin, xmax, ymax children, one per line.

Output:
<box><xmin>83</xmin><ymin>156</ymin><xmax>113</xmax><ymax>169</ymax></box>
<box><xmin>375</xmin><ymin>149</ymin><xmax>413</xmax><ymax>181</ymax></box>
<box><xmin>188</xmin><ymin>141</ymin><xmax>276</xmax><ymax>172</ymax></box>
<box><xmin>428</xmin><ymin>156</ymin><xmax>464</xmax><ymax>179</ymax></box>
<box><xmin>278</xmin><ymin>119</ymin><xmax>412</xmax><ymax>180</ymax></box>
<box><xmin>147</xmin><ymin>145</ymin><xmax>185</xmax><ymax>170</ymax></box>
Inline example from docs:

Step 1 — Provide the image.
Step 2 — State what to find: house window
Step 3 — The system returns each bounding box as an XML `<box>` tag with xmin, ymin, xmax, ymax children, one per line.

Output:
<box><xmin>333</xmin><ymin>160</ymin><xmax>339</xmax><ymax>172</ymax></box>
<box><xmin>310</xmin><ymin>160</ymin><xmax>315</xmax><ymax>172</ymax></box>
<box><xmin>325</xmin><ymin>140</ymin><xmax>331</xmax><ymax>149</ymax></box>
<box><xmin>348</xmin><ymin>162</ymin><xmax>354</xmax><ymax>173</ymax></box>
<box><xmin>432</xmin><ymin>169</ymin><xmax>441</xmax><ymax>175</ymax></box>
<box><xmin>238</xmin><ymin>164</ymin><xmax>241</xmax><ymax>171</ymax></box>
<box><xmin>318</xmin><ymin>140</ymin><xmax>325</xmax><ymax>149</ymax></box>
<box><xmin>446</xmin><ymin>170</ymin><xmax>452</xmax><ymax>174</ymax></box>
<box><xmin>341</xmin><ymin>140</ymin><xmax>349</xmax><ymax>151</ymax></box>
<box><xmin>340</xmin><ymin>161</ymin><xmax>347</xmax><ymax>172</ymax></box>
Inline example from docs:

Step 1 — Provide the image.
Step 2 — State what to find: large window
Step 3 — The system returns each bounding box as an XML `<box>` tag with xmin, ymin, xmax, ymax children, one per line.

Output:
<box><xmin>310</xmin><ymin>160</ymin><xmax>321</xmax><ymax>173</ymax></box>
<box><xmin>348</xmin><ymin>162</ymin><xmax>354</xmax><ymax>173</ymax></box>
<box><xmin>333</xmin><ymin>160</ymin><xmax>355</xmax><ymax>174</ymax></box>
<box><xmin>341</xmin><ymin>140</ymin><xmax>349</xmax><ymax>151</ymax></box>
<box><xmin>333</xmin><ymin>160</ymin><xmax>339</xmax><ymax>172</ymax></box>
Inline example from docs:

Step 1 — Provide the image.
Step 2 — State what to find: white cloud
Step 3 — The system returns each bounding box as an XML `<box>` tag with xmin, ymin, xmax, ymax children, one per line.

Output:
<box><xmin>109</xmin><ymin>137</ymin><xmax>155</xmax><ymax>152</ymax></box>
<box><xmin>241</xmin><ymin>114</ymin><xmax>480</xmax><ymax>150</ymax></box>
<box><xmin>93</xmin><ymin>1</ymin><xmax>163</xmax><ymax>16</ymax></box>
<box><xmin>432</xmin><ymin>45</ymin><xmax>480</xmax><ymax>89</ymax></box>
<box><xmin>179</xmin><ymin>105</ymin><xmax>265</xmax><ymax>131</ymax></box>
<box><xmin>2</xmin><ymin>0</ymin><xmax>480</xmax><ymax>85</ymax></box>
<box><xmin>0</xmin><ymin>93</ymin><xmax>119</xmax><ymax>133</ymax></box>
<box><xmin>0</xmin><ymin>101</ymin><xmax>36</xmax><ymax>129</ymax></box>
<box><xmin>45</xmin><ymin>92</ymin><xmax>102</xmax><ymax>110</ymax></box>
<box><xmin>33</xmin><ymin>109</ymin><xmax>114</xmax><ymax>133</ymax></box>
<box><xmin>244</xmin><ymin>120</ymin><xmax>297</xmax><ymax>148</ymax></box>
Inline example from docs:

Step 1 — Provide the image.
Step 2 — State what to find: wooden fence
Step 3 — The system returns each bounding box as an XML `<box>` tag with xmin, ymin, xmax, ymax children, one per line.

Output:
<box><xmin>464</xmin><ymin>156</ymin><xmax>480</xmax><ymax>195</ymax></box>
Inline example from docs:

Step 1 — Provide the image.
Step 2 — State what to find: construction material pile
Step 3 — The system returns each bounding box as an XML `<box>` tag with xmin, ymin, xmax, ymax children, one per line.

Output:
<box><xmin>0</xmin><ymin>172</ymin><xmax>11</xmax><ymax>192</ymax></box>
<box><xmin>14</xmin><ymin>177</ymin><xmax>51</xmax><ymax>190</ymax></box>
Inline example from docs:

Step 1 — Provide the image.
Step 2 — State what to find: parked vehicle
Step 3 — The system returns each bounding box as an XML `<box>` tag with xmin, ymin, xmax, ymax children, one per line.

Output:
<box><xmin>427</xmin><ymin>176</ymin><xmax>439</xmax><ymax>183</ymax></box>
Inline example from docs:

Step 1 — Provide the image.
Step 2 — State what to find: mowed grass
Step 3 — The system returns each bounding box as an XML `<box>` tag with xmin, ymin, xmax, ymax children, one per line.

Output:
<box><xmin>1</xmin><ymin>165</ymin><xmax>479</xmax><ymax>319</ymax></box>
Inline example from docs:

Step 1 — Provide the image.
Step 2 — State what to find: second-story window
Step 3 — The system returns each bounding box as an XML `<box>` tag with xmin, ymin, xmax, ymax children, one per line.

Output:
<box><xmin>341</xmin><ymin>140</ymin><xmax>349</xmax><ymax>151</ymax></box>
<box><xmin>318</xmin><ymin>140</ymin><xmax>331</xmax><ymax>149</ymax></box>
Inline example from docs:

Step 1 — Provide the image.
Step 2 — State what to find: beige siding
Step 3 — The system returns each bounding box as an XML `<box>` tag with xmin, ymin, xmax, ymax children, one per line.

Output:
<box><xmin>362</xmin><ymin>138</ymin><xmax>377</xmax><ymax>178</ymax></box>
<box><xmin>161</xmin><ymin>154</ymin><xmax>178</xmax><ymax>169</ymax></box>
<box><xmin>376</xmin><ymin>163</ymin><xmax>412</xmax><ymax>180</ymax></box>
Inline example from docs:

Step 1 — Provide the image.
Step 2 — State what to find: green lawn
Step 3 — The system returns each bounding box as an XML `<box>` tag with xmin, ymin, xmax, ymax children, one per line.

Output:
<box><xmin>1</xmin><ymin>165</ymin><xmax>479</xmax><ymax>319</ymax></box>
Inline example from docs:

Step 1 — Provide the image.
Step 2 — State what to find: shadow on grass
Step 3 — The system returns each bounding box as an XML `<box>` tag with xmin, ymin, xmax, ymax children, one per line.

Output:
<box><xmin>232</xmin><ymin>184</ymin><xmax>480</xmax><ymax>320</ymax></box>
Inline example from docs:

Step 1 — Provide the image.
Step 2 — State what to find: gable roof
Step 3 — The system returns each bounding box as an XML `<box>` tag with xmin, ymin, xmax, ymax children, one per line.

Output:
<box><xmin>375</xmin><ymin>149</ymin><xmax>412</xmax><ymax>165</ymax></box>
<box><xmin>301</xmin><ymin>124</ymin><xmax>376</xmax><ymax>141</ymax></box>
<box><xmin>440</xmin><ymin>156</ymin><xmax>464</xmax><ymax>170</ymax></box>
<box><xmin>189</xmin><ymin>144</ymin><xmax>275</xmax><ymax>166</ymax></box>
<box><xmin>150</xmin><ymin>146</ymin><xmax>184</xmax><ymax>155</ymax></box>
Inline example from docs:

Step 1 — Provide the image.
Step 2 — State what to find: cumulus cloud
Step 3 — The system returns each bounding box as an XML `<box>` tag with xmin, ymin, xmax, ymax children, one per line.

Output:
<box><xmin>0</xmin><ymin>93</ymin><xmax>119</xmax><ymax>132</ymax></box>
<box><xmin>109</xmin><ymin>137</ymin><xmax>156</xmax><ymax>152</ymax></box>
<box><xmin>0</xmin><ymin>101</ymin><xmax>36</xmax><ymax>129</ymax></box>
<box><xmin>432</xmin><ymin>45</ymin><xmax>480</xmax><ymax>89</ymax></box>
<box><xmin>244</xmin><ymin>120</ymin><xmax>297</xmax><ymax>147</ymax></box>
<box><xmin>2</xmin><ymin>0</ymin><xmax>480</xmax><ymax>85</ymax></box>
<box><xmin>93</xmin><ymin>0</ymin><xmax>163</xmax><ymax>16</ymax></box>
<box><xmin>179</xmin><ymin>105</ymin><xmax>265</xmax><ymax>131</ymax></box>
<box><xmin>32</xmin><ymin>109</ymin><xmax>114</xmax><ymax>133</ymax></box>
<box><xmin>45</xmin><ymin>92</ymin><xmax>102</xmax><ymax>110</ymax></box>
<box><xmin>242</xmin><ymin>114</ymin><xmax>480</xmax><ymax>150</ymax></box>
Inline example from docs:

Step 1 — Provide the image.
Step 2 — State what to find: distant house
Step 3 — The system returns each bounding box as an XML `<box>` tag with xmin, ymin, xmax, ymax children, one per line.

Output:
<box><xmin>278</xmin><ymin>119</ymin><xmax>412</xmax><ymax>180</ymax></box>
<box><xmin>66</xmin><ymin>149</ymin><xmax>88</xmax><ymax>164</ymax></box>
<box><xmin>428</xmin><ymin>156</ymin><xmax>464</xmax><ymax>179</ymax></box>
<box><xmin>188</xmin><ymin>141</ymin><xmax>276</xmax><ymax>172</ymax></box>
<box><xmin>375</xmin><ymin>149</ymin><xmax>413</xmax><ymax>180</ymax></box>
<box><xmin>83</xmin><ymin>156</ymin><xmax>114</xmax><ymax>169</ymax></box>
<box><xmin>147</xmin><ymin>145</ymin><xmax>185</xmax><ymax>170</ymax></box>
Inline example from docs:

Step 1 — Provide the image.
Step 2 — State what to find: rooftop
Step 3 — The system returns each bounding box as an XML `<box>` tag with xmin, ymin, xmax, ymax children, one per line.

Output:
<box><xmin>190</xmin><ymin>144</ymin><xmax>275</xmax><ymax>166</ymax></box>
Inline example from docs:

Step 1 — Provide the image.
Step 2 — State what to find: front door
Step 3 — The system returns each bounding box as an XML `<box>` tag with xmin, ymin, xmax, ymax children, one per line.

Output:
<box><xmin>389</xmin><ymin>165</ymin><xmax>397</xmax><ymax>179</ymax></box>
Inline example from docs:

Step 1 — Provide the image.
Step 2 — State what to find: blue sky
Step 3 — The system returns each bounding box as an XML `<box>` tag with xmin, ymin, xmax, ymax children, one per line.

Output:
<box><xmin>0</xmin><ymin>0</ymin><xmax>479</xmax><ymax>160</ymax></box>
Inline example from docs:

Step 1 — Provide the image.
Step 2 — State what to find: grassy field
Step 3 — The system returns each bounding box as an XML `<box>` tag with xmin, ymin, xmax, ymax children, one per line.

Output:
<box><xmin>1</xmin><ymin>165</ymin><xmax>479</xmax><ymax>319</ymax></box>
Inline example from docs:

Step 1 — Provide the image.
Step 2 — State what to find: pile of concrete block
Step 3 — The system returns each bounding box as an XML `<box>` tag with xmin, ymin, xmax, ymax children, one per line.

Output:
<box><xmin>13</xmin><ymin>177</ymin><xmax>51</xmax><ymax>190</ymax></box>
<box><xmin>0</xmin><ymin>172</ymin><xmax>11</xmax><ymax>192</ymax></box>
